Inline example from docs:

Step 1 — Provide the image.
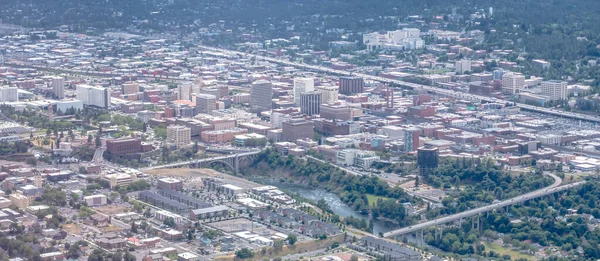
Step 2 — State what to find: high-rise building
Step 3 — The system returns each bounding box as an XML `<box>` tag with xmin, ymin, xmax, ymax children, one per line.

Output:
<box><xmin>316</xmin><ymin>85</ymin><xmax>339</xmax><ymax>103</ymax></box>
<box><xmin>293</xmin><ymin>78</ymin><xmax>314</xmax><ymax>105</ymax></box>
<box><xmin>300</xmin><ymin>91</ymin><xmax>322</xmax><ymax>116</ymax></box>
<box><xmin>541</xmin><ymin>80</ymin><xmax>568</xmax><ymax>101</ymax></box>
<box><xmin>492</xmin><ymin>69</ymin><xmax>504</xmax><ymax>80</ymax></box>
<box><xmin>455</xmin><ymin>59</ymin><xmax>472</xmax><ymax>74</ymax></box>
<box><xmin>76</xmin><ymin>85</ymin><xmax>110</xmax><ymax>108</ymax></box>
<box><xmin>167</xmin><ymin>125</ymin><xmax>191</xmax><ymax>148</ymax></box>
<box><xmin>417</xmin><ymin>146</ymin><xmax>439</xmax><ymax>175</ymax></box>
<box><xmin>403</xmin><ymin>127</ymin><xmax>421</xmax><ymax>152</ymax></box>
<box><xmin>339</xmin><ymin>76</ymin><xmax>364</xmax><ymax>95</ymax></box>
<box><xmin>501</xmin><ymin>73</ymin><xmax>525</xmax><ymax>95</ymax></box>
<box><xmin>250</xmin><ymin>80</ymin><xmax>273</xmax><ymax>112</ymax></box>
<box><xmin>178</xmin><ymin>82</ymin><xmax>193</xmax><ymax>101</ymax></box>
<box><xmin>122</xmin><ymin>82</ymin><xmax>140</xmax><ymax>95</ymax></box>
<box><xmin>0</xmin><ymin>87</ymin><xmax>18</xmax><ymax>102</ymax></box>
<box><xmin>282</xmin><ymin>118</ymin><xmax>314</xmax><ymax>141</ymax></box>
<box><xmin>195</xmin><ymin>94</ymin><xmax>216</xmax><ymax>114</ymax></box>
<box><xmin>51</xmin><ymin>77</ymin><xmax>65</xmax><ymax>99</ymax></box>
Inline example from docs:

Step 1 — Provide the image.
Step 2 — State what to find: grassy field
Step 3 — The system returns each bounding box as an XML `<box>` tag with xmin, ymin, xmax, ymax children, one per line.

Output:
<box><xmin>366</xmin><ymin>194</ymin><xmax>394</xmax><ymax>206</ymax></box>
<box><xmin>484</xmin><ymin>242</ymin><xmax>538</xmax><ymax>261</ymax></box>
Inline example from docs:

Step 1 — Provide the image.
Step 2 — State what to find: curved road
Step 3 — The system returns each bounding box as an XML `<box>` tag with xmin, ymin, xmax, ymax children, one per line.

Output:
<box><xmin>383</xmin><ymin>173</ymin><xmax>585</xmax><ymax>238</ymax></box>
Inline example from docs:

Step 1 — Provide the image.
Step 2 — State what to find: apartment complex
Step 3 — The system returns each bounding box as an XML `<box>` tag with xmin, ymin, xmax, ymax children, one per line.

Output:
<box><xmin>501</xmin><ymin>73</ymin><xmax>525</xmax><ymax>95</ymax></box>
<box><xmin>167</xmin><ymin>125</ymin><xmax>191</xmax><ymax>148</ymax></box>
<box><xmin>541</xmin><ymin>80</ymin><xmax>568</xmax><ymax>101</ymax></box>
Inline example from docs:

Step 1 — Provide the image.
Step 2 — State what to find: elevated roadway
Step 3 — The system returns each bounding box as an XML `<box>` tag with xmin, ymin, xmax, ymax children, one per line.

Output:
<box><xmin>383</xmin><ymin>173</ymin><xmax>584</xmax><ymax>238</ymax></box>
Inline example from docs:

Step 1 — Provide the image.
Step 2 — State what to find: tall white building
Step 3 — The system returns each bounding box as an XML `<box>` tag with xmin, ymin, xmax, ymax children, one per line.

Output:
<box><xmin>316</xmin><ymin>85</ymin><xmax>339</xmax><ymax>103</ymax></box>
<box><xmin>51</xmin><ymin>77</ymin><xmax>65</xmax><ymax>99</ymax></box>
<box><xmin>541</xmin><ymin>80</ymin><xmax>568</xmax><ymax>101</ymax></box>
<box><xmin>76</xmin><ymin>85</ymin><xmax>110</xmax><ymax>108</ymax></box>
<box><xmin>455</xmin><ymin>60</ymin><xmax>472</xmax><ymax>74</ymax></box>
<box><xmin>178</xmin><ymin>82</ymin><xmax>193</xmax><ymax>101</ymax></box>
<box><xmin>0</xmin><ymin>87</ymin><xmax>18</xmax><ymax>102</ymax></box>
<box><xmin>502</xmin><ymin>73</ymin><xmax>525</xmax><ymax>95</ymax></box>
<box><xmin>167</xmin><ymin>125</ymin><xmax>191</xmax><ymax>148</ymax></box>
<box><xmin>293</xmin><ymin>78</ymin><xmax>314</xmax><ymax>105</ymax></box>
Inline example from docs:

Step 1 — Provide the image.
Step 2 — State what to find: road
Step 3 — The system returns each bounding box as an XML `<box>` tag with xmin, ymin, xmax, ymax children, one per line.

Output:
<box><xmin>140</xmin><ymin>150</ymin><xmax>260</xmax><ymax>171</ymax></box>
<box><xmin>306</xmin><ymin>155</ymin><xmax>364</xmax><ymax>176</ymax></box>
<box><xmin>195</xmin><ymin>45</ymin><xmax>600</xmax><ymax>123</ymax></box>
<box><xmin>383</xmin><ymin>173</ymin><xmax>585</xmax><ymax>238</ymax></box>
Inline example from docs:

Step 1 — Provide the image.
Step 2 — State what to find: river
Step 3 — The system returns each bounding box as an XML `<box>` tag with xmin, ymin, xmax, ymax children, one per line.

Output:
<box><xmin>253</xmin><ymin>178</ymin><xmax>400</xmax><ymax>235</ymax></box>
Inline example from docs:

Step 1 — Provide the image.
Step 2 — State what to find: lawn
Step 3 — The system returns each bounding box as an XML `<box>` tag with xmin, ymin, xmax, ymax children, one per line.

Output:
<box><xmin>366</xmin><ymin>194</ymin><xmax>394</xmax><ymax>207</ymax></box>
<box><xmin>483</xmin><ymin>242</ymin><xmax>538</xmax><ymax>261</ymax></box>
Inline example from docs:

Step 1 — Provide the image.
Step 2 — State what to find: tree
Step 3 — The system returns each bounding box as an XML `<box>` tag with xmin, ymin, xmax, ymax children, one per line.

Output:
<box><xmin>414</xmin><ymin>175</ymin><xmax>420</xmax><ymax>187</ymax></box>
<box><xmin>350</xmin><ymin>254</ymin><xmax>359</xmax><ymax>261</ymax></box>
<box><xmin>235</xmin><ymin>248</ymin><xmax>254</xmax><ymax>259</ymax></box>
<box><xmin>88</xmin><ymin>134</ymin><xmax>93</xmax><ymax>144</ymax></box>
<box><xmin>287</xmin><ymin>233</ymin><xmax>298</xmax><ymax>245</ymax></box>
<box><xmin>192</xmin><ymin>140</ymin><xmax>199</xmax><ymax>154</ymax></box>
<box><xmin>331</xmin><ymin>241</ymin><xmax>340</xmax><ymax>248</ymax></box>
<box><xmin>131</xmin><ymin>222</ymin><xmax>138</xmax><ymax>233</ymax></box>
<box><xmin>95</xmin><ymin>135</ymin><xmax>101</xmax><ymax>148</ymax></box>
<box><xmin>163</xmin><ymin>217</ymin><xmax>176</xmax><ymax>227</ymax></box>
<box><xmin>273</xmin><ymin>239</ymin><xmax>284</xmax><ymax>249</ymax></box>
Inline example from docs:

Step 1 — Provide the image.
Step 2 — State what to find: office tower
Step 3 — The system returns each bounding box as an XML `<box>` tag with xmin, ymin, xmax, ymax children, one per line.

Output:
<box><xmin>0</xmin><ymin>87</ymin><xmax>18</xmax><ymax>102</ymax></box>
<box><xmin>339</xmin><ymin>76</ymin><xmax>364</xmax><ymax>95</ymax></box>
<box><xmin>122</xmin><ymin>82</ymin><xmax>140</xmax><ymax>95</ymax></box>
<box><xmin>455</xmin><ymin>59</ymin><xmax>472</xmax><ymax>74</ymax></box>
<box><xmin>167</xmin><ymin>125</ymin><xmax>191</xmax><ymax>148</ymax></box>
<box><xmin>403</xmin><ymin>127</ymin><xmax>421</xmax><ymax>152</ymax></box>
<box><xmin>300</xmin><ymin>91</ymin><xmax>322</xmax><ymax>116</ymax></box>
<box><xmin>51</xmin><ymin>77</ymin><xmax>65</xmax><ymax>99</ymax></box>
<box><xmin>250</xmin><ymin>80</ymin><xmax>273</xmax><ymax>112</ymax></box>
<box><xmin>541</xmin><ymin>80</ymin><xmax>568</xmax><ymax>101</ymax></box>
<box><xmin>195</xmin><ymin>93</ymin><xmax>216</xmax><ymax>114</ymax></box>
<box><xmin>76</xmin><ymin>84</ymin><xmax>110</xmax><ymax>108</ymax></box>
<box><xmin>316</xmin><ymin>85</ymin><xmax>339</xmax><ymax>103</ymax></box>
<box><xmin>178</xmin><ymin>82</ymin><xmax>193</xmax><ymax>101</ymax></box>
<box><xmin>417</xmin><ymin>146</ymin><xmax>439</xmax><ymax>175</ymax></box>
<box><xmin>492</xmin><ymin>69</ymin><xmax>504</xmax><ymax>80</ymax></box>
<box><xmin>293</xmin><ymin>77</ymin><xmax>314</xmax><ymax>105</ymax></box>
<box><xmin>282</xmin><ymin>118</ymin><xmax>314</xmax><ymax>141</ymax></box>
<box><xmin>501</xmin><ymin>73</ymin><xmax>525</xmax><ymax>95</ymax></box>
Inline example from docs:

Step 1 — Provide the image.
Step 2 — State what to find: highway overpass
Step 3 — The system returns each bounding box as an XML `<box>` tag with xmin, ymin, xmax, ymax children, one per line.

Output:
<box><xmin>383</xmin><ymin>174</ymin><xmax>585</xmax><ymax>238</ymax></box>
<box><xmin>141</xmin><ymin>150</ymin><xmax>260</xmax><ymax>173</ymax></box>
